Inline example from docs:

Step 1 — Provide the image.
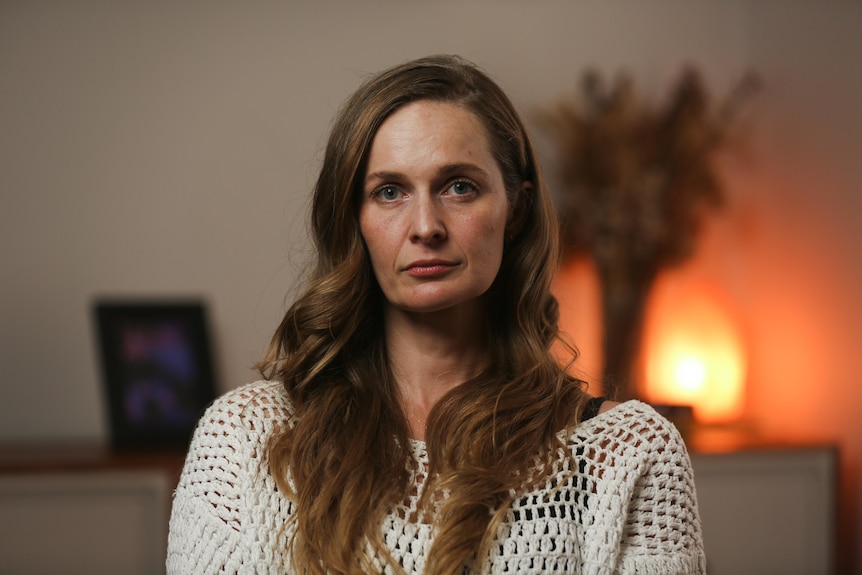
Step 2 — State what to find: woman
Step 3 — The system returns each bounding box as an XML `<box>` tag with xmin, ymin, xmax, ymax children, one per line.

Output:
<box><xmin>167</xmin><ymin>55</ymin><xmax>705</xmax><ymax>574</ymax></box>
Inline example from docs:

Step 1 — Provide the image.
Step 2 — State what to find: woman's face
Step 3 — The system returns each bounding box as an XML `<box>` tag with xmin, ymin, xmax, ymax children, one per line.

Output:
<box><xmin>358</xmin><ymin>100</ymin><xmax>512</xmax><ymax>316</ymax></box>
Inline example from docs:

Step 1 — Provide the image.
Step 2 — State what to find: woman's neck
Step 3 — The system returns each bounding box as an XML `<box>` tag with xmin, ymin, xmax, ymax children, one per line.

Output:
<box><xmin>384</xmin><ymin>304</ymin><xmax>490</xmax><ymax>440</ymax></box>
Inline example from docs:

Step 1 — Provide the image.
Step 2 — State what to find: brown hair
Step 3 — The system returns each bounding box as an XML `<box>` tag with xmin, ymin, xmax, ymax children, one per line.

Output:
<box><xmin>258</xmin><ymin>55</ymin><xmax>588</xmax><ymax>574</ymax></box>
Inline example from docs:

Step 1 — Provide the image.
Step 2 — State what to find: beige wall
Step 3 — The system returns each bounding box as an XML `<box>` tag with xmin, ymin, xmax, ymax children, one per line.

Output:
<box><xmin>2</xmin><ymin>0</ymin><xmax>860</xmax><ymax>569</ymax></box>
<box><xmin>0</xmin><ymin>0</ymin><xmax>750</xmax><ymax>438</ymax></box>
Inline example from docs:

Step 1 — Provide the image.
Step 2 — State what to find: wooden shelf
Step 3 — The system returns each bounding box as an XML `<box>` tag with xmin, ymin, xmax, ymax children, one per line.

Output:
<box><xmin>0</xmin><ymin>442</ymin><xmax>186</xmax><ymax>489</ymax></box>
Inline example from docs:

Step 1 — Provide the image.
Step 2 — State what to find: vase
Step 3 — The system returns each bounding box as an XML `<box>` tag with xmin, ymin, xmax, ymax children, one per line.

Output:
<box><xmin>597</xmin><ymin>262</ymin><xmax>657</xmax><ymax>401</ymax></box>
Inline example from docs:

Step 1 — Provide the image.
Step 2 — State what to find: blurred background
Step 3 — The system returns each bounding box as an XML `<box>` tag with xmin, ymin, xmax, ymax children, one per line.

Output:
<box><xmin>1</xmin><ymin>1</ymin><xmax>860</xmax><ymax>573</ymax></box>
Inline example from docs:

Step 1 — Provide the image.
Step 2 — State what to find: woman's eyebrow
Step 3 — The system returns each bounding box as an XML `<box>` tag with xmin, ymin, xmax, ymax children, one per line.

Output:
<box><xmin>438</xmin><ymin>163</ymin><xmax>490</xmax><ymax>179</ymax></box>
<box><xmin>365</xmin><ymin>163</ymin><xmax>490</xmax><ymax>189</ymax></box>
<box><xmin>365</xmin><ymin>170</ymin><xmax>402</xmax><ymax>184</ymax></box>
<box><xmin>365</xmin><ymin>164</ymin><xmax>490</xmax><ymax>184</ymax></box>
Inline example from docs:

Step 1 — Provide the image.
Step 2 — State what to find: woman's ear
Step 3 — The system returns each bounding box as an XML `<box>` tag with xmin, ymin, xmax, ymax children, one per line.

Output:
<box><xmin>506</xmin><ymin>182</ymin><xmax>533</xmax><ymax>239</ymax></box>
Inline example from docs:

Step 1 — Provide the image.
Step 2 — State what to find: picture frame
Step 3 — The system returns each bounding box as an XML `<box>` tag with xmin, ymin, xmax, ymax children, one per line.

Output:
<box><xmin>93</xmin><ymin>299</ymin><xmax>218</xmax><ymax>449</ymax></box>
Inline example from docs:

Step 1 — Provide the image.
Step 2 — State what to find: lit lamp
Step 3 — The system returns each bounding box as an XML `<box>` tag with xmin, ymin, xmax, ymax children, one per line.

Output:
<box><xmin>641</xmin><ymin>281</ymin><xmax>747</xmax><ymax>425</ymax></box>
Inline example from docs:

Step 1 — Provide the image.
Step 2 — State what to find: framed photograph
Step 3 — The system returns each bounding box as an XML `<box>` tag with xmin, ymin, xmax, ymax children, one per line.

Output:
<box><xmin>93</xmin><ymin>299</ymin><xmax>218</xmax><ymax>449</ymax></box>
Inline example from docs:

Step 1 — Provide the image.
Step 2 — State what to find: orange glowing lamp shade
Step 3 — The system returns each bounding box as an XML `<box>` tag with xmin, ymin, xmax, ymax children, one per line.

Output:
<box><xmin>642</xmin><ymin>281</ymin><xmax>747</xmax><ymax>424</ymax></box>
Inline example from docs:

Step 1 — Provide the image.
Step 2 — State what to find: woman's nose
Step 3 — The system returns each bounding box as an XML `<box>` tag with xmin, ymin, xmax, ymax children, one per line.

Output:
<box><xmin>409</xmin><ymin>193</ymin><xmax>446</xmax><ymax>243</ymax></box>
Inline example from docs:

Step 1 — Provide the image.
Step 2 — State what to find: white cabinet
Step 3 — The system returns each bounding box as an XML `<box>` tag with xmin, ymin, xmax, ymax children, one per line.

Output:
<box><xmin>0</xmin><ymin>446</ymin><xmax>183</xmax><ymax>575</ymax></box>
<box><xmin>0</xmin><ymin>444</ymin><xmax>839</xmax><ymax>574</ymax></box>
<box><xmin>692</xmin><ymin>446</ymin><xmax>838</xmax><ymax>575</ymax></box>
<box><xmin>0</xmin><ymin>471</ymin><xmax>170</xmax><ymax>575</ymax></box>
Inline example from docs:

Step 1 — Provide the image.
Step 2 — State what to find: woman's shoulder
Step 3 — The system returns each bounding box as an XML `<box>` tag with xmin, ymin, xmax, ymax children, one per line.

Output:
<box><xmin>580</xmin><ymin>398</ymin><xmax>668</xmax><ymax>427</ymax></box>
<box><xmin>196</xmin><ymin>380</ymin><xmax>294</xmax><ymax>435</ymax></box>
<box><xmin>213</xmin><ymin>379</ymin><xmax>292</xmax><ymax>410</ymax></box>
<box><xmin>573</xmin><ymin>399</ymin><xmax>688</xmax><ymax>458</ymax></box>
<box><xmin>171</xmin><ymin>381</ymin><xmax>292</xmax><ymax>539</ymax></box>
<box><xmin>179</xmin><ymin>381</ymin><xmax>293</xmax><ymax>484</ymax></box>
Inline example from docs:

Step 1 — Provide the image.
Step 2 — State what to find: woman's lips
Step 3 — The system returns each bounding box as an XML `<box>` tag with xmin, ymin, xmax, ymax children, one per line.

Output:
<box><xmin>404</xmin><ymin>260</ymin><xmax>457</xmax><ymax>278</ymax></box>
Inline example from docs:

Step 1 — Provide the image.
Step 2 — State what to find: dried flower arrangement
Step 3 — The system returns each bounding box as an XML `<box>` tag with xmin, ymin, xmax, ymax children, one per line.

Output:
<box><xmin>540</xmin><ymin>67</ymin><xmax>758</xmax><ymax>400</ymax></box>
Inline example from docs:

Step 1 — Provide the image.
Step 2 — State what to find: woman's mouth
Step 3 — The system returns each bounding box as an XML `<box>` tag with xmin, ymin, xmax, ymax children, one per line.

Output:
<box><xmin>404</xmin><ymin>260</ymin><xmax>457</xmax><ymax>278</ymax></box>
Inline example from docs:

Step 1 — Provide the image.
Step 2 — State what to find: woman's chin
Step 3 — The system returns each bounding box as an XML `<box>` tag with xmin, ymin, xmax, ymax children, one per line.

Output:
<box><xmin>385</xmin><ymin>293</ymin><xmax>488</xmax><ymax>318</ymax></box>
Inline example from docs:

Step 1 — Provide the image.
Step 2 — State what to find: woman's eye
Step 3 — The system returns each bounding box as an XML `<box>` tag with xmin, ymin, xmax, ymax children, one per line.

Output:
<box><xmin>447</xmin><ymin>180</ymin><xmax>477</xmax><ymax>196</ymax></box>
<box><xmin>374</xmin><ymin>186</ymin><xmax>401</xmax><ymax>201</ymax></box>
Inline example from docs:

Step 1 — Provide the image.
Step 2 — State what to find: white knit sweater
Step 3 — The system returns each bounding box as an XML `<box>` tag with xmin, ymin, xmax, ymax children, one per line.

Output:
<box><xmin>167</xmin><ymin>380</ymin><xmax>705</xmax><ymax>574</ymax></box>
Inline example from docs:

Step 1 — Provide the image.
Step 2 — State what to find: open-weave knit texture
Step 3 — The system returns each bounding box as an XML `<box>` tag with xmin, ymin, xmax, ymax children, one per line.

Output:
<box><xmin>167</xmin><ymin>380</ymin><xmax>705</xmax><ymax>574</ymax></box>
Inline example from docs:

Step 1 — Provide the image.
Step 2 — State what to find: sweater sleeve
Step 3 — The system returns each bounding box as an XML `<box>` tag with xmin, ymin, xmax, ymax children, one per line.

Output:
<box><xmin>166</xmin><ymin>384</ymin><xmax>263</xmax><ymax>575</ymax></box>
<box><xmin>614</xmin><ymin>407</ymin><xmax>706</xmax><ymax>575</ymax></box>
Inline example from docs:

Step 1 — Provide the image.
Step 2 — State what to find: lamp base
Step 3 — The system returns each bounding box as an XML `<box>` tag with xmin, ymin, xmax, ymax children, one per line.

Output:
<box><xmin>651</xmin><ymin>403</ymin><xmax>696</xmax><ymax>440</ymax></box>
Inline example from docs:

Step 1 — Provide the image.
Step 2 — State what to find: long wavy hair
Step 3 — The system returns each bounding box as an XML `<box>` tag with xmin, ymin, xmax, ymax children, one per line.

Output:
<box><xmin>258</xmin><ymin>55</ymin><xmax>589</xmax><ymax>574</ymax></box>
